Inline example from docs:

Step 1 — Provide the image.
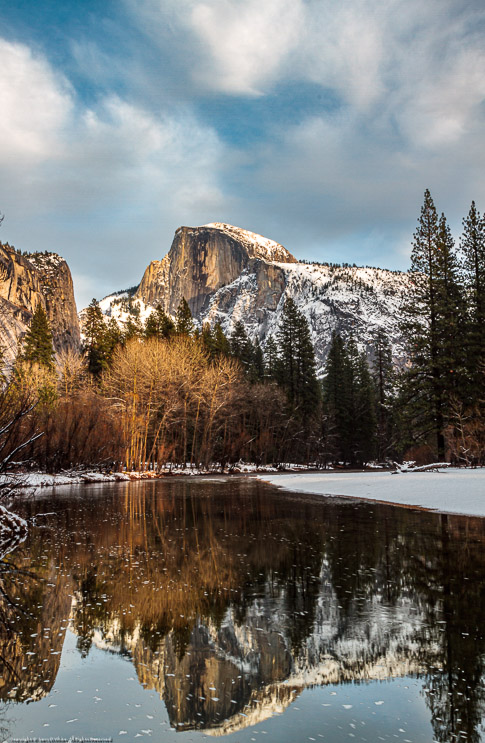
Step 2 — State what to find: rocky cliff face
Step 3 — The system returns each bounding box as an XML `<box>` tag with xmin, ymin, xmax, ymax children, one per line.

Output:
<box><xmin>0</xmin><ymin>243</ymin><xmax>80</xmax><ymax>362</ymax></box>
<box><xmin>135</xmin><ymin>223</ymin><xmax>297</xmax><ymax>316</ymax></box>
<box><xmin>99</xmin><ymin>223</ymin><xmax>410</xmax><ymax>371</ymax></box>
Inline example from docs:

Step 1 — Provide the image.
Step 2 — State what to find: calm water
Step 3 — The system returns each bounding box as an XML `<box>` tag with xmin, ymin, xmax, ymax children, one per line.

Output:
<box><xmin>1</xmin><ymin>477</ymin><xmax>485</xmax><ymax>743</ymax></box>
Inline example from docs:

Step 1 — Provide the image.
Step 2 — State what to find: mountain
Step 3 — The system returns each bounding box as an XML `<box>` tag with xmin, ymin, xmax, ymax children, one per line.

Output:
<box><xmin>97</xmin><ymin>223</ymin><xmax>410</xmax><ymax>371</ymax></box>
<box><xmin>0</xmin><ymin>243</ymin><xmax>80</xmax><ymax>362</ymax></box>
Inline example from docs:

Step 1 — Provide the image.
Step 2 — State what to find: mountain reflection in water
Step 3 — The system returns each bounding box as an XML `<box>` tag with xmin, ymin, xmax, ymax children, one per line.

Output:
<box><xmin>1</xmin><ymin>477</ymin><xmax>485</xmax><ymax>742</ymax></box>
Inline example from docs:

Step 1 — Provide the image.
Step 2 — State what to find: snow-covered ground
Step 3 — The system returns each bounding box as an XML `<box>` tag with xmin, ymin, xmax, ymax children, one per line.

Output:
<box><xmin>0</xmin><ymin>471</ymin><xmax>132</xmax><ymax>488</ymax></box>
<box><xmin>0</xmin><ymin>463</ymin><xmax>306</xmax><ymax>490</ymax></box>
<box><xmin>259</xmin><ymin>469</ymin><xmax>485</xmax><ymax>518</ymax></box>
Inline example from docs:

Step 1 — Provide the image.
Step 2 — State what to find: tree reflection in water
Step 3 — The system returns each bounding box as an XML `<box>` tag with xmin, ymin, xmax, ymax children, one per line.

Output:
<box><xmin>0</xmin><ymin>478</ymin><xmax>485</xmax><ymax>741</ymax></box>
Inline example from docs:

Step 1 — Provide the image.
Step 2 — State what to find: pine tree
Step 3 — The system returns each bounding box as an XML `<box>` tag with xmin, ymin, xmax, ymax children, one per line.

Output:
<box><xmin>294</xmin><ymin>308</ymin><xmax>320</xmax><ymax>417</ymax></box>
<box><xmin>345</xmin><ymin>336</ymin><xmax>362</xmax><ymax>456</ymax></box>
<box><xmin>401</xmin><ymin>191</ymin><xmax>463</xmax><ymax>460</ymax></box>
<box><xmin>354</xmin><ymin>351</ymin><xmax>377</xmax><ymax>464</ymax></box>
<box><xmin>323</xmin><ymin>334</ymin><xmax>377</xmax><ymax>465</ymax></box>
<box><xmin>460</xmin><ymin>201</ymin><xmax>485</xmax><ymax>402</ymax></box>
<box><xmin>147</xmin><ymin>306</ymin><xmax>165</xmax><ymax>339</ymax></box>
<box><xmin>276</xmin><ymin>298</ymin><xmax>300</xmax><ymax>401</ymax></box>
<box><xmin>263</xmin><ymin>335</ymin><xmax>279</xmax><ymax>381</ymax></box>
<box><xmin>200</xmin><ymin>322</ymin><xmax>214</xmax><ymax>357</ymax></box>
<box><xmin>105</xmin><ymin>317</ymin><xmax>122</xmax><ymax>363</ymax></box>
<box><xmin>83</xmin><ymin>299</ymin><xmax>109</xmax><ymax>376</ymax></box>
<box><xmin>230</xmin><ymin>321</ymin><xmax>254</xmax><ymax>371</ymax></box>
<box><xmin>175</xmin><ymin>298</ymin><xmax>195</xmax><ymax>336</ymax></box>
<box><xmin>436</xmin><ymin>213</ymin><xmax>464</xmax><ymax>394</ymax></box>
<box><xmin>123</xmin><ymin>315</ymin><xmax>143</xmax><ymax>342</ymax></box>
<box><xmin>23</xmin><ymin>304</ymin><xmax>54</xmax><ymax>369</ymax></box>
<box><xmin>322</xmin><ymin>332</ymin><xmax>350</xmax><ymax>462</ymax></box>
<box><xmin>277</xmin><ymin>298</ymin><xmax>320</xmax><ymax>416</ymax></box>
<box><xmin>145</xmin><ymin>304</ymin><xmax>175</xmax><ymax>340</ymax></box>
<box><xmin>211</xmin><ymin>322</ymin><xmax>230</xmax><ymax>357</ymax></box>
<box><xmin>251</xmin><ymin>340</ymin><xmax>265</xmax><ymax>382</ymax></box>
<box><xmin>372</xmin><ymin>327</ymin><xmax>396</xmax><ymax>461</ymax></box>
<box><xmin>144</xmin><ymin>312</ymin><xmax>158</xmax><ymax>340</ymax></box>
<box><xmin>199</xmin><ymin>321</ymin><xmax>231</xmax><ymax>360</ymax></box>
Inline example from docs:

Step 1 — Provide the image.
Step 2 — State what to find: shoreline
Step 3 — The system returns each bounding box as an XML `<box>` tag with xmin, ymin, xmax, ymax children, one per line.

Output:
<box><xmin>0</xmin><ymin>464</ymin><xmax>318</xmax><ymax>490</ymax></box>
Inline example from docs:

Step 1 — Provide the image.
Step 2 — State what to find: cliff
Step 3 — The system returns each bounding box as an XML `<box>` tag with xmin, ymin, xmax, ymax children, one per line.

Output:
<box><xmin>135</xmin><ymin>223</ymin><xmax>297</xmax><ymax>316</ymax></box>
<box><xmin>0</xmin><ymin>244</ymin><xmax>80</xmax><ymax>362</ymax></box>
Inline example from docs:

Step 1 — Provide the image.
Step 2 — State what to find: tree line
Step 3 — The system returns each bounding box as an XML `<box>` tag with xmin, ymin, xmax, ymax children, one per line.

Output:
<box><xmin>0</xmin><ymin>189</ymin><xmax>483</xmax><ymax>473</ymax></box>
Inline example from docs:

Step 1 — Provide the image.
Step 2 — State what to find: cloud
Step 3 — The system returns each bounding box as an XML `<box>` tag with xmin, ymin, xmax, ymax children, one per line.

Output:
<box><xmin>190</xmin><ymin>0</ymin><xmax>304</xmax><ymax>95</ymax></box>
<box><xmin>129</xmin><ymin>0</ymin><xmax>485</xmax><ymax>129</ymax></box>
<box><xmin>0</xmin><ymin>38</ymin><xmax>230</xmax><ymax>306</ymax></box>
<box><xmin>0</xmin><ymin>39</ymin><xmax>72</xmax><ymax>168</ymax></box>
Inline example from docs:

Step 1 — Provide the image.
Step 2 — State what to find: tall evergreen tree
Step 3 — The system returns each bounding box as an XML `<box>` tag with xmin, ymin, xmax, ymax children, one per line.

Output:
<box><xmin>211</xmin><ymin>322</ymin><xmax>230</xmax><ymax>357</ymax></box>
<box><xmin>263</xmin><ymin>335</ymin><xmax>279</xmax><ymax>381</ymax></box>
<box><xmin>401</xmin><ymin>191</ymin><xmax>463</xmax><ymax>459</ymax></box>
<box><xmin>83</xmin><ymin>299</ymin><xmax>109</xmax><ymax>376</ymax></box>
<box><xmin>123</xmin><ymin>315</ymin><xmax>143</xmax><ymax>342</ymax></box>
<box><xmin>22</xmin><ymin>304</ymin><xmax>54</xmax><ymax>369</ymax></box>
<box><xmin>105</xmin><ymin>317</ymin><xmax>122</xmax><ymax>362</ymax></box>
<box><xmin>276</xmin><ymin>298</ymin><xmax>299</xmax><ymax>401</ymax></box>
<box><xmin>460</xmin><ymin>201</ymin><xmax>485</xmax><ymax>402</ymax></box>
<box><xmin>436</xmin><ymin>213</ymin><xmax>464</xmax><ymax>393</ymax></box>
<box><xmin>251</xmin><ymin>340</ymin><xmax>265</xmax><ymax>382</ymax></box>
<box><xmin>277</xmin><ymin>298</ymin><xmax>320</xmax><ymax>416</ymax></box>
<box><xmin>200</xmin><ymin>322</ymin><xmax>214</xmax><ymax>357</ymax></box>
<box><xmin>323</xmin><ymin>333</ymin><xmax>376</xmax><ymax>465</ymax></box>
<box><xmin>323</xmin><ymin>332</ymin><xmax>350</xmax><ymax>462</ymax></box>
<box><xmin>175</xmin><ymin>298</ymin><xmax>195</xmax><ymax>336</ymax></box>
<box><xmin>372</xmin><ymin>327</ymin><xmax>396</xmax><ymax>461</ymax></box>
<box><xmin>230</xmin><ymin>321</ymin><xmax>254</xmax><ymax>373</ymax></box>
<box><xmin>354</xmin><ymin>350</ymin><xmax>377</xmax><ymax>464</ymax></box>
<box><xmin>200</xmin><ymin>321</ymin><xmax>231</xmax><ymax>360</ymax></box>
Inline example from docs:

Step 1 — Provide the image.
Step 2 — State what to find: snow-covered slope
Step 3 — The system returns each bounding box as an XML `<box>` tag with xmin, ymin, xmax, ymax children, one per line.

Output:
<box><xmin>202</xmin><ymin>260</ymin><xmax>408</xmax><ymax>372</ymax></box>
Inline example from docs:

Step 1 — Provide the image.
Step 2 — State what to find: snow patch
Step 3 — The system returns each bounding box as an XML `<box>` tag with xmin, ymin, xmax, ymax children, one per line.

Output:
<box><xmin>0</xmin><ymin>503</ymin><xmax>28</xmax><ymax>554</ymax></box>
<box><xmin>259</xmin><ymin>469</ymin><xmax>485</xmax><ymax>518</ymax></box>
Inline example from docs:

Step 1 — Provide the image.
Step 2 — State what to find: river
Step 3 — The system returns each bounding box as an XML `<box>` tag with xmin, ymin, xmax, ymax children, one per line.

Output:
<box><xmin>0</xmin><ymin>477</ymin><xmax>484</xmax><ymax>742</ymax></box>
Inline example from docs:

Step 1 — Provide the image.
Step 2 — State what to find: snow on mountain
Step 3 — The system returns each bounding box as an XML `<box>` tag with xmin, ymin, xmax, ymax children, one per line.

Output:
<box><xmin>200</xmin><ymin>260</ymin><xmax>409</xmax><ymax>372</ymax></box>
<box><xmin>203</xmin><ymin>222</ymin><xmax>296</xmax><ymax>264</ymax></box>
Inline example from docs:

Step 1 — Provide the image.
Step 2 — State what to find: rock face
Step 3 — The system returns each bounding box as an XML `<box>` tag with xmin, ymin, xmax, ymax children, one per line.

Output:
<box><xmin>135</xmin><ymin>223</ymin><xmax>297</xmax><ymax>316</ymax></box>
<box><xmin>99</xmin><ymin>223</ymin><xmax>410</xmax><ymax>372</ymax></box>
<box><xmin>0</xmin><ymin>243</ymin><xmax>81</xmax><ymax>362</ymax></box>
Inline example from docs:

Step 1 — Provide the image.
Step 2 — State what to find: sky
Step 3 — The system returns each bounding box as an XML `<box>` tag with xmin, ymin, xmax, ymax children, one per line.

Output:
<box><xmin>1</xmin><ymin>0</ymin><xmax>484</xmax><ymax>309</ymax></box>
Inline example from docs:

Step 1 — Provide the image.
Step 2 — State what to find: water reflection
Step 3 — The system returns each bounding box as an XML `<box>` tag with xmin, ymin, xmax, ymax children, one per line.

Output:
<box><xmin>1</xmin><ymin>478</ymin><xmax>485</xmax><ymax>741</ymax></box>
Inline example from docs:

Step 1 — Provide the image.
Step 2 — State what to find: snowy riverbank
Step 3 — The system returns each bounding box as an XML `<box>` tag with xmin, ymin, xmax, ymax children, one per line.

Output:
<box><xmin>259</xmin><ymin>469</ymin><xmax>485</xmax><ymax>518</ymax></box>
<box><xmin>0</xmin><ymin>463</ymin><xmax>309</xmax><ymax>490</ymax></box>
